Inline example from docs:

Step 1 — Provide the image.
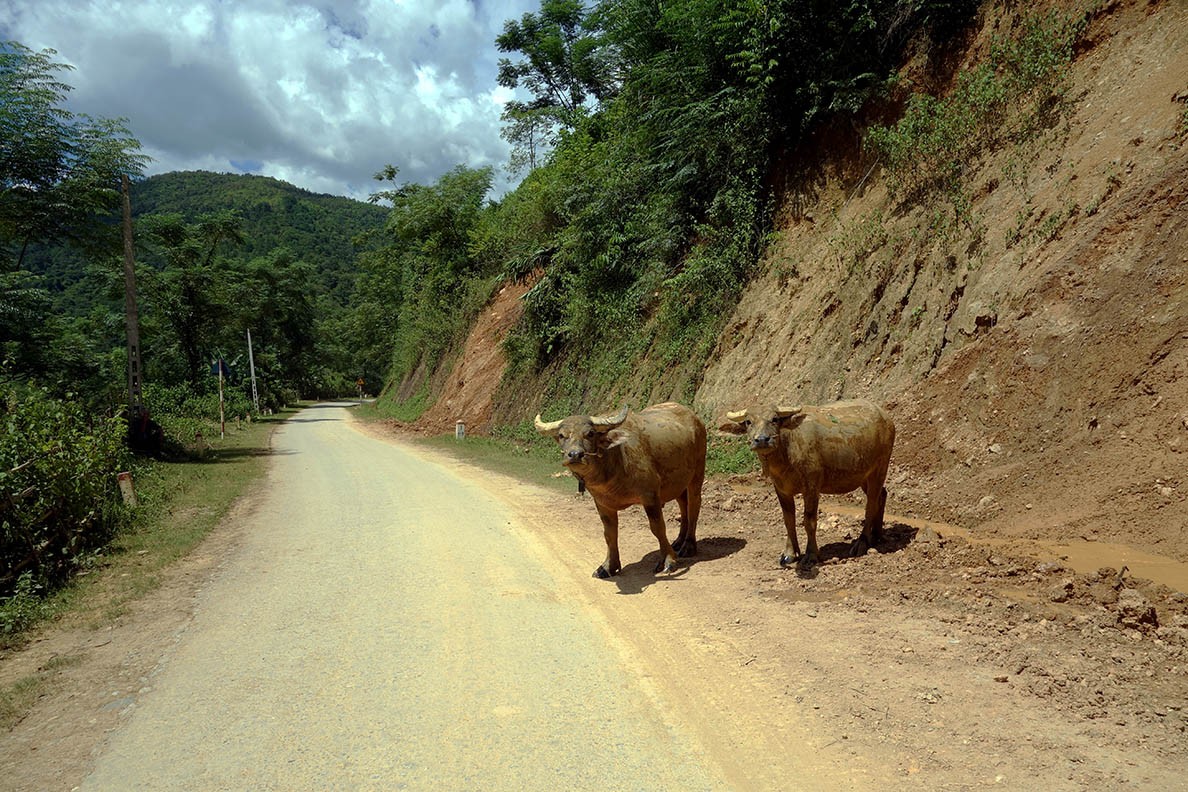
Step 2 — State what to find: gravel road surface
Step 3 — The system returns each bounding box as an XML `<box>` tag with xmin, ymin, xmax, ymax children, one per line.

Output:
<box><xmin>80</xmin><ymin>402</ymin><xmax>728</xmax><ymax>791</ymax></box>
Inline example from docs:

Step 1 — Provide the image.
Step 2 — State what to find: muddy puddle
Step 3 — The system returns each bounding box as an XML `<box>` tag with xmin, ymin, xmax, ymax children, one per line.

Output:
<box><xmin>822</xmin><ymin>501</ymin><xmax>1188</xmax><ymax>593</ymax></box>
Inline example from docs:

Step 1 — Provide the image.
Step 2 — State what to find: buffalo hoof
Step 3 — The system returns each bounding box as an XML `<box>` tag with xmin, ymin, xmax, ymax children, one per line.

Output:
<box><xmin>779</xmin><ymin>553</ymin><xmax>800</xmax><ymax>568</ymax></box>
<box><xmin>593</xmin><ymin>566</ymin><xmax>615</xmax><ymax>579</ymax></box>
<box><xmin>849</xmin><ymin>538</ymin><xmax>871</xmax><ymax>557</ymax></box>
<box><xmin>797</xmin><ymin>554</ymin><xmax>818</xmax><ymax>570</ymax></box>
<box><xmin>674</xmin><ymin>538</ymin><xmax>697</xmax><ymax>558</ymax></box>
<box><xmin>653</xmin><ymin>558</ymin><xmax>677</xmax><ymax>574</ymax></box>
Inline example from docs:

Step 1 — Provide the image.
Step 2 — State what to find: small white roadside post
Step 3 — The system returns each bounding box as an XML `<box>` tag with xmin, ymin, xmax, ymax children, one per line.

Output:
<box><xmin>117</xmin><ymin>471</ymin><xmax>138</xmax><ymax>506</ymax></box>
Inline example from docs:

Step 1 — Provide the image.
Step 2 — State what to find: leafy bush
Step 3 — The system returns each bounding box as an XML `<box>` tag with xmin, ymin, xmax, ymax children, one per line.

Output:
<box><xmin>486</xmin><ymin>0</ymin><xmax>984</xmax><ymax>409</ymax></box>
<box><xmin>0</xmin><ymin>387</ymin><xmax>129</xmax><ymax>602</ymax></box>
<box><xmin>0</xmin><ymin>571</ymin><xmax>48</xmax><ymax>636</ymax></box>
<box><xmin>867</xmin><ymin>10</ymin><xmax>1085</xmax><ymax>214</ymax></box>
<box><xmin>142</xmin><ymin>381</ymin><xmax>256</xmax><ymax>456</ymax></box>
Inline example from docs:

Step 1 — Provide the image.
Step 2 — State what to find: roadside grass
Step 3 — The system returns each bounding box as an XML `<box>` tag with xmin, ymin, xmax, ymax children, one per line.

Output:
<box><xmin>364</xmin><ymin>387</ymin><xmax>432</xmax><ymax>423</ymax></box>
<box><xmin>0</xmin><ymin>408</ymin><xmax>291</xmax><ymax>729</ymax></box>
<box><xmin>75</xmin><ymin>409</ymin><xmax>291</xmax><ymax>626</ymax></box>
<box><xmin>409</xmin><ymin>424</ymin><xmax>759</xmax><ymax>491</ymax></box>
<box><xmin>418</xmin><ymin>434</ymin><xmax>577</xmax><ymax>494</ymax></box>
<box><xmin>0</xmin><ymin>654</ymin><xmax>81</xmax><ymax>731</ymax></box>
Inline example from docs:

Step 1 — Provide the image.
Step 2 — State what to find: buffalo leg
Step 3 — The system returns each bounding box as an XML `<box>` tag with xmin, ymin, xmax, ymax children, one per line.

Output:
<box><xmin>594</xmin><ymin>502</ymin><xmax>622</xmax><ymax>578</ymax></box>
<box><xmin>776</xmin><ymin>490</ymin><xmax>801</xmax><ymax>567</ymax></box>
<box><xmin>852</xmin><ymin>480</ymin><xmax>889</xmax><ymax>558</ymax></box>
<box><xmin>688</xmin><ymin>473</ymin><xmax>703</xmax><ymax>549</ymax></box>
<box><xmin>676</xmin><ymin>467</ymin><xmax>704</xmax><ymax>558</ymax></box>
<box><xmin>643</xmin><ymin>503</ymin><xmax>678</xmax><ymax>574</ymax></box>
<box><xmin>876</xmin><ymin>486</ymin><xmax>888</xmax><ymax>538</ymax></box>
<box><xmin>862</xmin><ymin>483</ymin><xmax>887</xmax><ymax>545</ymax></box>
<box><xmin>801</xmin><ymin>489</ymin><xmax>821</xmax><ymax>567</ymax></box>
<box><xmin>672</xmin><ymin>490</ymin><xmax>697</xmax><ymax>558</ymax></box>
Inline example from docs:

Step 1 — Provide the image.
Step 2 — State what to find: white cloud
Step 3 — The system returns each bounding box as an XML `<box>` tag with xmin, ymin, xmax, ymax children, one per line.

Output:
<box><xmin>1</xmin><ymin>0</ymin><xmax>539</xmax><ymax>200</ymax></box>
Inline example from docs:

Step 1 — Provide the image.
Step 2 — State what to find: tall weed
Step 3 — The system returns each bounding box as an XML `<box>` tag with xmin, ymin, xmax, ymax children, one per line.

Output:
<box><xmin>867</xmin><ymin>10</ymin><xmax>1085</xmax><ymax>216</ymax></box>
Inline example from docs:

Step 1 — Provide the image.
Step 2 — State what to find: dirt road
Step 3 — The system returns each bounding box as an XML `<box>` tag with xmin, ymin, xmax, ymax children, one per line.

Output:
<box><xmin>5</xmin><ymin>403</ymin><xmax>1188</xmax><ymax>790</ymax></box>
<box><xmin>75</xmin><ymin>403</ymin><xmax>738</xmax><ymax>790</ymax></box>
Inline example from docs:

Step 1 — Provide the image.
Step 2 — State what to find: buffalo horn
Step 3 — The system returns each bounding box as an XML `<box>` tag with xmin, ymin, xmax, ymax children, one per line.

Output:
<box><xmin>534</xmin><ymin>414</ymin><xmax>564</xmax><ymax>433</ymax></box>
<box><xmin>774</xmin><ymin>405</ymin><xmax>803</xmax><ymax>418</ymax></box>
<box><xmin>725</xmin><ymin>409</ymin><xmax>748</xmax><ymax>423</ymax></box>
<box><xmin>590</xmin><ymin>405</ymin><xmax>629</xmax><ymax>430</ymax></box>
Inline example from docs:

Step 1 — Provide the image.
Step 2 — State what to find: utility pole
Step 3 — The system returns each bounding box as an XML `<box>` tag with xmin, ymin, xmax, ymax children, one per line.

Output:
<box><xmin>121</xmin><ymin>175</ymin><xmax>144</xmax><ymax>417</ymax></box>
<box><xmin>218</xmin><ymin>359</ymin><xmax>226</xmax><ymax>439</ymax></box>
<box><xmin>246</xmin><ymin>329</ymin><xmax>259</xmax><ymax>412</ymax></box>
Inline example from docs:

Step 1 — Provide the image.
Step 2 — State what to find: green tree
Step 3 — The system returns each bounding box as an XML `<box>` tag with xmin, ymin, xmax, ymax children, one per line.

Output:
<box><xmin>0</xmin><ymin>41</ymin><xmax>147</xmax><ymax>269</ymax></box>
<box><xmin>489</xmin><ymin>0</ymin><xmax>981</xmax><ymax>396</ymax></box>
<box><xmin>138</xmin><ymin>211</ymin><xmax>244</xmax><ymax>385</ymax></box>
<box><xmin>496</xmin><ymin>0</ymin><xmax>616</xmax><ymax>168</ymax></box>
<box><xmin>238</xmin><ymin>248</ymin><xmax>319</xmax><ymax>395</ymax></box>
<box><xmin>353</xmin><ymin>165</ymin><xmax>495</xmax><ymax>395</ymax></box>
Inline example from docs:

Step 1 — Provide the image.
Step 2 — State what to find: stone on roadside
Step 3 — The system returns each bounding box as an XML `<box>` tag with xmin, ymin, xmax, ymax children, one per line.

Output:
<box><xmin>1116</xmin><ymin>588</ymin><xmax>1158</xmax><ymax>631</ymax></box>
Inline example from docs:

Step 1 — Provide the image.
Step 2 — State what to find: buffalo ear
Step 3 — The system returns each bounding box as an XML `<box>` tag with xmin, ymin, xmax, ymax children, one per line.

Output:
<box><xmin>604</xmin><ymin>428</ymin><xmax>632</xmax><ymax>449</ymax></box>
<box><xmin>718</xmin><ymin>419</ymin><xmax>748</xmax><ymax>434</ymax></box>
<box><xmin>781</xmin><ymin>413</ymin><xmax>808</xmax><ymax>431</ymax></box>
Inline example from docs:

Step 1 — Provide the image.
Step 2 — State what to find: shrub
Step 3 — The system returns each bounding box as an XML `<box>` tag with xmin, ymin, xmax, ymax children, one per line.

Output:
<box><xmin>867</xmin><ymin>10</ymin><xmax>1085</xmax><ymax>214</ymax></box>
<box><xmin>0</xmin><ymin>572</ymin><xmax>48</xmax><ymax>637</ymax></box>
<box><xmin>141</xmin><ymin>381</ymin><xmax>256</xmax><ymax>456</ymax></box>
<box><xmin>0</xmin><ymin>387</ymin><xmax>129</xmax><ymax>602</ymax></box>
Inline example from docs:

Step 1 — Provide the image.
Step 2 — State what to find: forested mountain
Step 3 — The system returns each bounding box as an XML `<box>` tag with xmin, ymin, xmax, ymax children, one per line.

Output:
<box><xmin>25</xmin><ymin>170</ymin><xmax>387</xmax><ymax>313</ymax></box>
<box><xmin>129</xmin><ymin>171</ymin><xmax>387</xmax><ymax>304</ymax></box>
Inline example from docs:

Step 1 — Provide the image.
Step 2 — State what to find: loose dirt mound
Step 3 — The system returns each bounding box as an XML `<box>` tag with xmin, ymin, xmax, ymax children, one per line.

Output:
<box><xmin>689</xmin><ymin>476</ymin><xmax>1188</xmax><ymax>788</ymax></box>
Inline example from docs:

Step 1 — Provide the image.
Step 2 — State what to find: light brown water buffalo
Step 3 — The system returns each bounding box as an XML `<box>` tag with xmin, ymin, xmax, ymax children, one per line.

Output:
<box><xmin>721</xmin><ymin>400</ymin><xmax>895</xmax><ymax>568</ymax></box>
<box><xmin>535</xmin><ymin>402</ymin><xmax>707</xmax><ymax>578</ymax></box>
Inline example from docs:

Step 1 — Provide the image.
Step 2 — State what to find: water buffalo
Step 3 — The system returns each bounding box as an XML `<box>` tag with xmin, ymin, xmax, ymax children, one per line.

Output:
<box><xmin>721</xmin><ymin>400</ymin><xmax>895</xmax><ymax>568</ymax></box>
<box><xmin>535</xmin><ymin>402</ymin><xmax>707</xmax><ymax>578</ymax></box>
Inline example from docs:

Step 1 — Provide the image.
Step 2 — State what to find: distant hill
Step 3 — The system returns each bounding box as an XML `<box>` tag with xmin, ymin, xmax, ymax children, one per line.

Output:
<box><xmin>28</xmin><ymin>170</ymin><xmax>388</xmax><ymax>313</ymax></box>
<box><xmin>128</xmin><ymin>171</ymin><xmax>389</xmax><ymax>305</ymax></box>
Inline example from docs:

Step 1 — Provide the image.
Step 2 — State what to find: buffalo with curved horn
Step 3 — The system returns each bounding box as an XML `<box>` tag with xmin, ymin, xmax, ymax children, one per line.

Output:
<box><xmin>721</xmin><ymin>400</ymin><xmax>895</xmax><ymax>568</ymax></box>
<box><xmin>535</xmin><ymin>402</ymin><xmax>707</xmax><ymax>578</ymax></box>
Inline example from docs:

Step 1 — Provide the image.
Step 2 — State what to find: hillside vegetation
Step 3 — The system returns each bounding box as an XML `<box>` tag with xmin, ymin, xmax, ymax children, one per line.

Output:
<box><xmin>367</xmin><ymin>0</ymin><xmax>984</xmax><ymax>419</ymax></box>
<box><xmin>408</xmin><ymin>0</ymin><xmax>1188</xmax><ymax>560</ymax></box>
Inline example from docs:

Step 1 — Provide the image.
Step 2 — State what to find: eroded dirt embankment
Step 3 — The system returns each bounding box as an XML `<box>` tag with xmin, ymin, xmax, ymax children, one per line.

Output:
<box><xmin>695</xmin><ymin>0</ymin><xmax>1188</xmax><ymax>561</ymax></box>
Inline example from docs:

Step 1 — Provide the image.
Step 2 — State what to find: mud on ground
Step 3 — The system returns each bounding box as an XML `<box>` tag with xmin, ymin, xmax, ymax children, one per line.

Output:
<box><xmin>671</xmin><ymin>472</ymin><xmax>1188</xmax><ymax>788</ymax></box>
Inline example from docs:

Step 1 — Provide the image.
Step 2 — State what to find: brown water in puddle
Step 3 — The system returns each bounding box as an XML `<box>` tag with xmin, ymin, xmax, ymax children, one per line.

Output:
<box><xmin>824</xmin><ymin>500</ymin><xmax>1188</xmax><ymax>593</ymax></box>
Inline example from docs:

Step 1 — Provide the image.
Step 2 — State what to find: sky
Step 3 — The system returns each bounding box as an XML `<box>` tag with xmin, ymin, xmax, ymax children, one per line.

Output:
<box><xmin>1</xmin><ymin>0</ymin><xmax>541</xmax><ymax>201</ymax></box>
